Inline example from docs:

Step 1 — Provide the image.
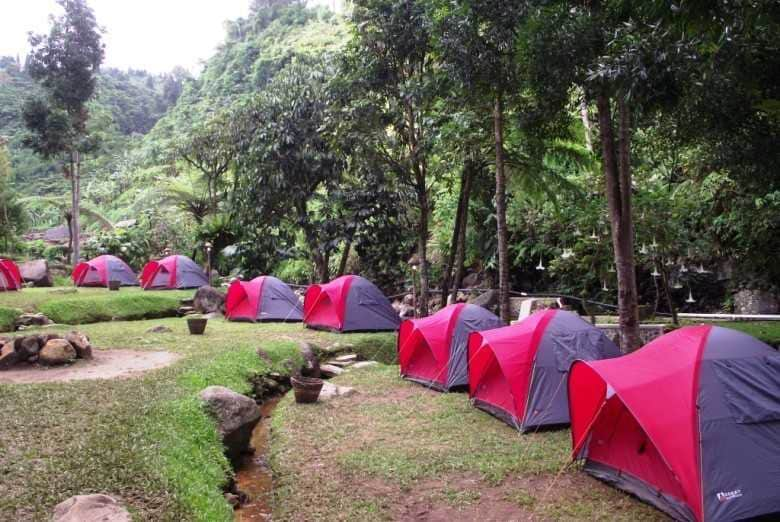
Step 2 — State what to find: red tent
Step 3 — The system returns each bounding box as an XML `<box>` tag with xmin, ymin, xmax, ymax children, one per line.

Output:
<box><xmin>72</xmin><ymin>255</ymin><xmax>138</xmax><ymax>287</ymax></box>
<box><xmin>398</xmin><ymin>303</ymin><xmax>503</xmax><ymax>391</ymax></box>
<box><xmin>140</xmin><ymin>255</ymin><xmax>208</xmax><ymax>290</ymax></box>
<box><xmin>468</xmin><ymin>309</ymin><xmax>620</xmax><ymax>431</ymax></box>
<box><xmin>0</xmin><ymin>259</ymin><xmax>22</xmax><ymax>291</ymax></box>
<box><xmin>225</xmin><ymin>276</ymin><xmax>303</xmax><ymax>322</ymax></box>
<box><xmin>569</xmin><ymin>325</ymin><xmax>780</xmax><ymax>521</ymax></box>
<box><xmin>303</xmin><ymin>275</ymin><xmax>400</xmax><ymax>332</ymax></box>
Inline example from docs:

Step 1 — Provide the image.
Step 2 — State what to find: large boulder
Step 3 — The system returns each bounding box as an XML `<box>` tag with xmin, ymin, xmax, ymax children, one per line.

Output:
<box><xmin>14</xmin><ymin>335</ymin><xmax>41</xmax><ymax>360</ymax></box>
<box><xmin>65</xmin><ymin>331</ymin><xmax>93</xmax><ymax>359</ymax></box>
<box><xmin>14</xmin><ymin>313</ymin><xmax>52</xmax><ymax>329</ymax></box>
<box><xmin>193</xmin><ymin>286</ymin><xmax>226</xmax><ymax>314</ymax></box>
<box><xmin>199</xmin><ymin>386</ymin><xmax>262</xmax><ymax>464</ymax></box>
<box><xmin>297</xmin><ymin>341</ymin><xmax>320</xmax><ymax>378</ymax></box>
<box><xmin>468</xmin><ymin>289</ymin><xmax>499</xmax><ymax>314</ymax></box>
<box><xmin>39</xmin><ymin>339</ymin><xmax>77</xmax><ymax>366</ymax></box>
<box><xmin>53</xmin><ymin>494</ymin><xmax>131</xmax><ymax>522</ymax></box>
<box><xmin>18</xmin><ymin>259</ymin><xmax>53</xmax><ymax>287</ymax></box>
<box><xmin>733</xmin><ymin>289</ymin><xmax>780</xmax><ymax>315</ymax></box>
<box><xmin>0</xmin><ymin>342</ymin><xmax>19</xmax><ymax>370</ymax></box>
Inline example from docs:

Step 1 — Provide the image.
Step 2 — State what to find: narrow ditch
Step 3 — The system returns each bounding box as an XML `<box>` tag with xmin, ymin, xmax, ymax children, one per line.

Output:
<box><xmin>233</xmin><ymin>395</ymin><xmax>283</xmax><ymax>521</ymax></box>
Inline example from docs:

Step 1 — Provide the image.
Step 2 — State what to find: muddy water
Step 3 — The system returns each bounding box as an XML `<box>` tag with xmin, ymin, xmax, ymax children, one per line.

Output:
<box><xmin>235</xmin><ymin>397</ymin><xmax>282</xmax><ymax>521</ymax></box>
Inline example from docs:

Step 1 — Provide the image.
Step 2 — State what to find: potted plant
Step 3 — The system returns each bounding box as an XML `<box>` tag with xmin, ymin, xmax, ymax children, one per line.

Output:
<box><xmin>187</xmin><ymin>315</ymin><xmax>208</xmax><ymax>335</ymax></box>
<box><xmin>290</xmin><ymin>374</ymin><xmax>324</xmax><ymax>403</ymax></box>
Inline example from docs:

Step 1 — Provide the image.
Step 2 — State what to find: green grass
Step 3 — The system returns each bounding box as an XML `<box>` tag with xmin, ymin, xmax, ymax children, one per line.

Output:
<box><xmin>0</xmin><ymin>286</ymin><xmax>195</xmax><ymax>314</ymax></box>
<box><xmin>270</xmin><ymin>365</ymin><xmax>663</xmax><ymax>521</ymax></box>
<box><xmin>0</xmin><ymin>316</ymin><xmax>374</xmax><ymax>521</ymax></box>
<box><xmin>37</xmin><ymin>293</ymin><xmax>183</xmax><ymax>324</ymax></box>
<box><xmin>712</xmin><ymin>321</ymin><xmax>780</xmax><ymax>347</ymax></box>
<box><xmin>0</xmin><ymin>305</ymin><xmax>21</xmax><ymax>332</ymax></box>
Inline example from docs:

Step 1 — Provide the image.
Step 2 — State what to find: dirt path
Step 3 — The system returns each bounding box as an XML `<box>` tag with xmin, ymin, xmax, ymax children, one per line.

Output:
<box><xmin>0</xmin><ymin>349</ymin><xmax>181</xmax><ymax>384</ymax></box>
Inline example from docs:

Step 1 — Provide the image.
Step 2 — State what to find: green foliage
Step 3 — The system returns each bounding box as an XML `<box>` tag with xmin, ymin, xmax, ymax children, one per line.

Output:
<box><xmin>273</xmin><ymin>258</ymin><xmax>311</xmax><ymax>284</ymax></box>
<box><xmin>38</xmin><ymin>293</ymin><xmax>181</xmax><ymax>324</ymax></box>
<box><xmin>0</xmin><ymin>305</ymin><xmax>21</xmax><ymax>332</ymax></box>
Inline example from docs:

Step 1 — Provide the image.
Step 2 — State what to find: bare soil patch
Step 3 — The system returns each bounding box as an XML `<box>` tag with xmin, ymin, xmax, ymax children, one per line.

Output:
<box><xmin>0</xmin><ymin>349</ymin><xmax>181</xmax><ymax>384</ymax></box>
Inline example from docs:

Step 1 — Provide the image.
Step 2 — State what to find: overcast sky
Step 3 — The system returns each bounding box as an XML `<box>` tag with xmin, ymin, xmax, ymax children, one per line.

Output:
<box><xmin>0</xmin><ymin>1</ymin><xmax>262</xmax><ymax>74</ymax></box>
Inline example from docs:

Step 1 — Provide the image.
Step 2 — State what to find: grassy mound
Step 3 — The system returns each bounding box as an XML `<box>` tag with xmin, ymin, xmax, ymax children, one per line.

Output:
<box><xmin>0</xmin><ymin>318</ymin><xmax>309</xmax><ymax>520</ymax></box>
<box><xmin>38</xmin><ymin>293</ymin><xmax>182</xmax><ymax>324</ymax></box>
<box><xmin>0</xmin><ymin>305</ymin><xmax>21</xmax><ymax>332</ymax></box>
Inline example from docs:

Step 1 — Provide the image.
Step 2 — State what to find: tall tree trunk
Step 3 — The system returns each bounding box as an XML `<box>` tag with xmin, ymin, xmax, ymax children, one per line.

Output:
<box><xmin>417</xmin><ymin>182</ymin><xmax>430</xmax><ymax>317</ymax></box>
<box><xmin>580</xmin><ymin>99</ymin><xmax>593</xmax><ymax>152</ymax></box>
<box><xmin>660</xmin><ymin>263</ymin><xmax>679</xmax><ymax>325</ymax></box>
<box><xmin>71</xmin><ymin>150</ymin><xmax>81</xmax><ymax>265</ymax></box>
<box><xmin>597</xmin><ymin>94</ymin><xmax>641</xmax><ymax>351</ymax></box>
<box><xmin>441</xmin><ymin>159</ymin><xmax>473</xmax><ymax>308</ymax></box>
<box><xmin>493</xmin><ymin>94</ymin><xmax>511</xmax><ymax>324</ymax></box>
<box><xmin>337</xmin><ymin>238</ymin><xmax>352</xmax><ymax>277</ymax></box>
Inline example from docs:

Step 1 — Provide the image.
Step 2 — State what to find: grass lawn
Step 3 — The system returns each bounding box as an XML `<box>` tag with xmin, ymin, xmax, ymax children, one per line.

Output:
<box><xmin>0</xmin><ymin>287</ymin><xmax>196</xmax><ymax>330</ymax></box>
<box><xmin>0</xmin><ymin>315</ymin><xmax>391</xmax><ymax>521</ymax></box>
<box><xmin>270</xmin><ymin>365</ymin><xmax>665</xmax><ymax>521</ymax></box>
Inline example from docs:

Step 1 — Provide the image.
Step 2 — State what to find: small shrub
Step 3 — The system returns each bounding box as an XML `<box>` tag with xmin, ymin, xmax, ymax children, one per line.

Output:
<box><xmin>0</xmin><ymin>306</ymin><xmax>21</xmax><ymax>332</ymax></box>
<box><xmin>275</xmin><ymin>258</ymin><xmax>311</xmax><ymax>285</ymax></box>
<box><xmin>38</xmin><ymin>293</ymin><xmax>181</xmax><ymax>324</ymax></box>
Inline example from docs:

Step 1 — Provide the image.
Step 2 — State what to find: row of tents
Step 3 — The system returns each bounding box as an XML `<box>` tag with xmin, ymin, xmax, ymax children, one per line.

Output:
<box><xmin>3</xmin><ymin>255</ymin><xmax>779</xmax><ymax>519</ymax></box>
<box><xmin>1</xmin><ymin>255</ymin><xmax>210</xmax><ymax>291</ymax></box>
<box><xmin>397</xmin><ymin>304</ymin><xmax>780</xmax><ymax>522</ymax></box>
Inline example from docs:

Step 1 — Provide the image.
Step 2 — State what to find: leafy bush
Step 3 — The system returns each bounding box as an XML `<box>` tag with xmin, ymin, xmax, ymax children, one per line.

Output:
<box><xmin>0</xmin><ymin>306</ymin><xmax>21</xmax><ymax>332</ymax></box>
<box><xmin>38</xmin><ymin>293</ymin><xmax>181</xmax><ymax>324</ymax></box>
<box><xmin>274</xmin><ymin>258</ymin><xmax>311</xmax><ymax>285</ymax></box>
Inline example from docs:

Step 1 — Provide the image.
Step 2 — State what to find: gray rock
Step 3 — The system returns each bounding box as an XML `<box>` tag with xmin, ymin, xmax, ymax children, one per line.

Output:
<box><xmin>52</xmin><ymin>494</ymin><xmax>131</xmax><ymax>522</ymax></box>
<box><xmin>18</xmin><ymin>259</ymin><xmax>53</xmax><ymax>287</ymax></box>
<box><xmin>14</xmin><ymin>313</ymin><xmax>52</xmax><ymax>328</ymax></box>
<box><xmin>0</xmin><ymin>343</ymin><xmax>19</xmax><ymax>370</ymax></box>
<box><xmin>39</xmin><ymin>339</ymin><xmax>77</xmax><ymax>366</ymax></box>
<box><xmin>14</xmin><ymin>336</ymin><xmax>40</xmax><ymax>360</ymax></box>
<box><xmin>319</xmin><ymin>364</ymin><xmax>345</xmax><ymax>378</ymax></box>
<box><xmin>461</xmin><ymin>272</ymin><xmax>481</xmax><ymax>288</ymax></box>
<box><xmin>352</xmin><ymin>361</ymin><xmax>378</xmax><ymax>369</ymax></box>
<box><xmin>468</xmin><ymin>289</ymin><xmax>499</xmax><ymax>313</ymax></box>
<box><xmin>297</xmin><ymin>341</ymin><xmax>320</xmax><ymax>378</ymax></box>
<box><xmin>199</xmin><ymin>386</ymin><xmax>262</xmax><ymax>464</ymax></box>
<box><xmin>65</xmin><ymin>331</ymin><xmax>92</xmax><ymax>359</ymax></box>
<box><xmin>733</xmin><ymin>289</ymin><xmax>779</xmax><ymax>315</ymax></box>
<box><xmin>318</xmin><ymin>381</ymin><xmax>356</xmax><ymax>402</ymax></box>
<box><xmin>193</xmin><ymin>286</ymin><xmax>226</xmax><ymax>314</ymax></box>
<box><xmin>146</xmin><ymin>325</ymin><xmax>173</xmax><ymax>334</ymax></box>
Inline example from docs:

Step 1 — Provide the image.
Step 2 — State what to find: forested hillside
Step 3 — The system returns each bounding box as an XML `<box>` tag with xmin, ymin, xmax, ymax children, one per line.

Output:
<box><xmin>2</xmin><ymin>0</ymin><xmax>777</xmax><ymax>319</ymax></box>
<box><xmin>0</xmin><ymin>57</ymin><xmax>187</xmax><ymax>198</ymax></box>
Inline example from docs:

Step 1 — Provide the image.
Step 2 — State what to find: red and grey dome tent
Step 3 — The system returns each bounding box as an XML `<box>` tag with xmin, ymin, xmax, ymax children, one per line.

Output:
<box><xmin>468</xmin><ymin>309</ymin><xmax>620</xmax><ymax>431</ymax></box>
<box><xmin>399</xmin><ymin>303</ymin><xmax>503</xmax><ymax>391</ymax></box>
<box><xmin>303</xmin><ymin>275</ymin><xmax>400</xmax><ymax>332</ymax></box>
<box><xmin>72</xmin><ymin>255</ymin><xmax>138</xmax><ymax>287</ymax></box>
<box><xmin>569</xmin><ymin>325</ymin><xmax>780</xmax><ymax>522</ymax></box>
<box><xmin>140</xmin><ymin>255</ymin><xmax>208</xmax><ymax>290</ymax></box>
<box><xmin>0</xmin><ymin>258</ymin><xmax>22</xmax><ymax>291</ymax></box>
<box><xmin>225</xmin><ymin>276</ymin><xmax>303</xmax><ymax>322</ymax></box>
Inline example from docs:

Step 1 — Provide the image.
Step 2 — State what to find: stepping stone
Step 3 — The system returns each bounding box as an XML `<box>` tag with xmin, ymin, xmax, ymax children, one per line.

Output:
<box><xmin>352</xmin><ymin>361</ymin><xmax>378</xmax><ymax>369</ymax></box>
<box><xmin>321</xmin><ymin>342</ymin><xmax>354</xmax><ymax>355</ymax></box>
<box><xmin>320</xmin><ymin>364</ymin><xmax>345</xmax><ymax>378</ymax></box>
<box><xmin>318</xmin><ymin>381</ymin><xmax>356</xmax><ymax>402</ymax></box>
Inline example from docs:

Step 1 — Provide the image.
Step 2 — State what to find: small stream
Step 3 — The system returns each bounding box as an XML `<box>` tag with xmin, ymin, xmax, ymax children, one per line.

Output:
<box><xmin>234</xmin><ymin>397</ymin><xmax>282</xmax><ymax>521</ymax></box>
